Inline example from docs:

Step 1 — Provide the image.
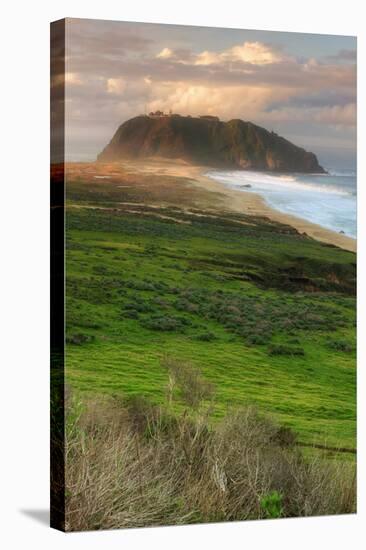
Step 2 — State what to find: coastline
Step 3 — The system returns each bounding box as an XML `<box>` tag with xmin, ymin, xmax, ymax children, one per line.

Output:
<box><xmin>194</xmin><ymin>169</ymin><xmax>357</xmax><ymax>253</ymax></box>
<box><xmin>79</xmin><ymin>158</ymin><xmax>356</xmax><ymax>253</ymax></box>
<box><xmin>124</xmin><ymin>158</ymin><xmax>356</xmax><ymax>253</ymax></box>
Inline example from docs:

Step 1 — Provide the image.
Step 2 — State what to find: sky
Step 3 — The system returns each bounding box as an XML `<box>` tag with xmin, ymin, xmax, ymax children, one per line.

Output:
<box><xmin>62</xmin><ymin>18</ymin><xmax>357</xmax><ymax>169</ymax></box>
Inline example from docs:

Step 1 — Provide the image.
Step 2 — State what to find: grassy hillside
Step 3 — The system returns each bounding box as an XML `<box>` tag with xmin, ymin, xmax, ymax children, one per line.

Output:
<box><xmin>65</xmin><ymin>163</ymin><xmax>356</xmax><ymax>452</ymax></box>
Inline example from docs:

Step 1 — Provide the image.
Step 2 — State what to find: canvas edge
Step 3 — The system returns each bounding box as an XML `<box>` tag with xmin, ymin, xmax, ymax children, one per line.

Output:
<box><xmin>50</xmin><ymin>18</ymin><xmax>66</xmax><ymax>533</ymax></box>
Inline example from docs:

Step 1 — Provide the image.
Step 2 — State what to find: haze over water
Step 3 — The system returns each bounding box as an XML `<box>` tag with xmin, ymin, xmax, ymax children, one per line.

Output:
<box><xmin>207</xmin><ymin>169</ymin><xmax>357</xmax><ymax>239</ymax></box>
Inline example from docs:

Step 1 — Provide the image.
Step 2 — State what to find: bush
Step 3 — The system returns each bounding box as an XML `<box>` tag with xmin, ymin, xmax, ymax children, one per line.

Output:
<box><xmin>66</xmin><ymin>333</ymin><xmax>95</xmax><ymax>345</ymax></box>
<box><xmin>267</xmin><ymin>344</ymin><xmax>305</xmax><ymax>356</ymax></box>
<box><xmin>142</xmin><ymin>315</ymin><xmax>189</xmax><ymax>332</ymax></box>
<box><xmin>166</xmin><ymin>287</ymin><xmax>348</xmax><ymax>346</ymax></box>
<box><xmin>124</xmin><ymin>298</ymin><xmax>153</xmax><ymax>313</ymax></box>
<box><xmin>272</xmin><ymin>426</ymin><xmax>297</xmax><ymax>447</ymax></box>
<box><xmin>162</xmin><ymin>358</ymin><xmax>214</xmax><ymax>409</ymax></box>
<box><xmin>65</xmin><ymin>395</ymin><xmax>356</xmax><ymax>531</ymax></box>
<box><xmin>152</xmin><ymin>297</ymin><xmax>169</xmax><ymax>308</ymax></box>
<box><xmin>260</xmin><ymin>491</ymin><xmax>283</xmax><ymax>519</ymax></box>
<box><xmin>123</xmin><ymin>309</ymin><xmax>139</xmax><ymax>319</ymax></box>
<box><xmin>245</xmin><ymin>332</ymin><xmax>270</xmax><ymax>346</ymax></box>
<box><xmin>327</xmin><ymin>339</ymin><xmax>354</xmax><ymax>353</ymax></box>
<box><xmin>124</xmin><ymin>395</ymin><xmax>177</xmax><ymax>437</ymax></box>
<box><xmin>174</xmin><ymin>299</ymin><xmax>199</xmax><ymax>313</ymax></box>
<box><xmin>195</xmin><ymin>331</ymin><xmax>217</xmax><ymax>342</ymax></box>
<box><xmin>125</xmin><ymin>280</ymin><xmax>156</xmax><ymax>291</ymax></box>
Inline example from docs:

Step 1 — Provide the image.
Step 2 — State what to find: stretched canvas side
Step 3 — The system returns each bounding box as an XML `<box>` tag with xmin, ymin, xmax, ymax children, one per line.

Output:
<box><xmin>50</xmin><ymin>18</ymin><xmax>66</xmax><ymax>532</ymax></box>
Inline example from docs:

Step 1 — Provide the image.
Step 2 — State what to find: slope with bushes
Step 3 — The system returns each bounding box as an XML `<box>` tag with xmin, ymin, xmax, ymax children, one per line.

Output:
<box><xmin>65</xmin><ymin>361</ymin><xmax>355</xmax><ymax>531</ymax></box>
<box><xmin>65</xmin><ymin>173</ymin><xmax>356</xmax><ymax>450</ymax></box>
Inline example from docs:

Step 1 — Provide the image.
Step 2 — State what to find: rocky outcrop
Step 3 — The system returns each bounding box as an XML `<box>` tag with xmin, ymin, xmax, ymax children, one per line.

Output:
<box><xmin>98</xmin><ymin>115</ymin><xmax>325</xmax><ymax>173</ymax></box>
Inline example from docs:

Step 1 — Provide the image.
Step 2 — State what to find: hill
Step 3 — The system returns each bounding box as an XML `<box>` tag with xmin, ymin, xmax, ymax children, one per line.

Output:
<box><xmin>98</xmin><ymin>114</ymin><xmax>325</xmax><ymax>172</ymax></box>
<box><xmin>65</xmin><ymin>162</ymin><xmax>355</xmax><ymax>452</ymax></box>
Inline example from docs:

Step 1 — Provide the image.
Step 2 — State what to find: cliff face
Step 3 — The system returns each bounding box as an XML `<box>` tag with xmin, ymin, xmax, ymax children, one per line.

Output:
<box><xmin>98</xmin><ymin>115</ymin><xmax>325</xmax><ymax>173</ymax></box>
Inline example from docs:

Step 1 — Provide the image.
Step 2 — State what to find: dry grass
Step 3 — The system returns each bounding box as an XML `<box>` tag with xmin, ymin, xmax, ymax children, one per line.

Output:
<box><xmin>65</xmin><ymin>362</ymin><xmax>356</xmax><ymax>531</ymax></box>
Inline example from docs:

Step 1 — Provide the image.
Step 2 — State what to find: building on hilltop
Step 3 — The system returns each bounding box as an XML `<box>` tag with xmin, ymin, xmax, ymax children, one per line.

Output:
<box><xmin>147</xmin><ymin>112</ymin><xmax>220</xmax><ymax>121</ymax></box>
<box><xmin>148</xmin><ymin>110</ymin><xmax>165</xmax><ymax>117</ymax></box>
<box><xmin>148</xmin><ymin>109</ymin><xmax>174</xmax><ymax>118</ymax></box>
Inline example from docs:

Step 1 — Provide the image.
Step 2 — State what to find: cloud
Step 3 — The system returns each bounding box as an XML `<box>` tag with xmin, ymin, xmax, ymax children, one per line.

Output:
<box><xmin>63</xmin><ymin>19</ymin><xmax>356</xmax><ymax>163</ymax></box>
<box><xmin>313</xmin><ymin>103</ymin><xmax>356</xmax><ymax>126</ymax></box>
<box><xmin>66</xmin><ymin>18</ymin><xmax>153</xmax><ymax>56</ymax></box>
<box><xmin>65</xmin><ymin>72</ymin><xmax>83</xmax><ymax>86</ymax></box>
<box><xmin>155</xmin><ymin>41</ymin><xmax>286</xmax><ymax>70</ymax></box>
<box><xmin>157</xmin><ymin>47</ymin><xmax>174</xmax><ymax>59</ymax></box>
<box><xmin>195</xmin><ymin>41</ymin><xmax>285</xmax><ymax>65</ymax></box>
<box><xmin>326</xmin><ymin>49</ymin><xmax>356</xmax><ymax>62</ymax></box>
<box><xmin>261</xmin><ymin>103</ymin><xmax>356</xmax><ymax>127</ymax></box>
<box><xmin>267</xmin><ymin>90</ymin><xmax>356</xmax><ymax>110</ymax></box>
<box><xmin>107</xmin><ymin>78</ymin><xmax>126</xmax><ymax>94</ymax></box>
<box><xmin>145</xmin><ymin>82</ymin><xmax>284</xmax><ymax>121</ymax></box>
<box><xmin>155</xmin><ymin>41</ymin><xmax>285</xmax><ymax>67</ymax></box>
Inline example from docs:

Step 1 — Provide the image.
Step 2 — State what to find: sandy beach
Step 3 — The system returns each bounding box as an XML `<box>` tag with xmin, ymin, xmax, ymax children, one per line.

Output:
<box><xmin>117</xmin><ymin>158</ymin><xmax>356</xmax><ymax>253</ymax></box>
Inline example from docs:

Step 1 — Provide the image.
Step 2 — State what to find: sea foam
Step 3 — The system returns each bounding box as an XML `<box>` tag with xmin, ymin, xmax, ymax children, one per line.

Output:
<box><xmin>207</xmin><ymin>169</ymin><xmax>357</xmax><ymax>239</ymax></box>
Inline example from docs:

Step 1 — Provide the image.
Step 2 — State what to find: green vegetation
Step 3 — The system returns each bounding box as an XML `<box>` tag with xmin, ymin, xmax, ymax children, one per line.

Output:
<box><xmin>260</xmin><ymin>491</ymin><xmax>284</xmax><ymax>519</ymax></box>
<box><xmin>65</xmin><ymin>173</ymin><xmax>356</xmax><ymax>452</ymax></box>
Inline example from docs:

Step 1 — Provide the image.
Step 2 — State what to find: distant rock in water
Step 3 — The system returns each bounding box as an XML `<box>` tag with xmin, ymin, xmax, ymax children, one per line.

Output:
<box><xmin>98</xmin><ymin>114</ymin><xmax>325</xmax><ymax>173</ymax></box>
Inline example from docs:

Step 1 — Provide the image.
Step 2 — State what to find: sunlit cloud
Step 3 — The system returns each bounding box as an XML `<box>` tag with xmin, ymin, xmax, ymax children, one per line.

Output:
<box><xmin>195</xmin><ymin>41</ymin><xmax>285</xmax><ymax>65</ymax></box>
<box><xmin>145</xmin><ymin>82</ymin><xmax>287</xmax><ymax>122</ymax></box>
<box><xmin>107</xmin><ymin>78</ymin><xmax>126</xmax><ymax>94</ymax></box>
<box><xmin>65</xmin><ymin>72</ymin><xmax>83</xmax><ymax>85</ymax></box>
<box><xmin>63</xmin><ymin>19</ymin><xmax>356</xmax><ymax>165</ymax></box>
<box><xmin>157</xmin><ymin>47</ymin><xmax>174</xmax><ymax>59</ymax></box>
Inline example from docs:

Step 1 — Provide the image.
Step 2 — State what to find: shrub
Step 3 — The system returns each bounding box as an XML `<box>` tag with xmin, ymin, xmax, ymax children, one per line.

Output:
<box><xmin>66</xmin><ymin>333</ymin><xmax>95</xmax><ymax>345</ymax></box>
<box><xmin>195</xmin><ymin>331</ymin><xmax>217</xmax><ymax>342</ymax></box>
<box><xmin>267</xmin><ymin>344</ymin><xmax>305</xmax><ymax>356</ymax></box>
<box><xmin>174</xmin><ymin>299</ymin><xmax>199</xmax><ymax>313</ymax></box>
<box><xmin>142</xmin><ymin>315</ymin><xmax>189</xmax><ymax>332</ymax></box>
<box><xmin>272</xmin><ymin>426</ymin><xmax>297</xmax><ymax>447</ymax></box>
<box><xmin>124</xmin><ymin>300</ymin><xmax>153</xmax><ymax>313</ymax></box>
<box><xmin>327</xmin><ymin>339</ymin><xmax>354</xmax><ymax>353</ymax></box>
<box><xmin>123</xmin><ymin>395</ymin><xmax>177</xmax><ymax>438</ymax></box>
<box><xmin>260</xmin><ymin>491</ymin><xmax>283</xmax><ymax>519</ymax></box>
<box><xmin>65</xmin><ymin>395</ymin><xmax>356</xmax><ymax>531</ymax></box>
<box><xmin>152</xmin><ymin>297</ymin><xmax>169</xmax><ymax>308</ymax></box>
<box><xmin>123</xmin><ymin>309</ymin><xmax>139</xmax><ymax>319</ymax></box>
<box><xmin>125</xmin><ymin>280</ymin><xmax>156</xmax><ymax>291</ymax></box>
<box><xmin>245</xmin><ymin>332</ymin><xmax>270</xmax><ymax>346</ymax></box>
<box><xmin>162</xmin><ymin>358</ymin><xmax>215</xmax><ymax>409</ymax></box>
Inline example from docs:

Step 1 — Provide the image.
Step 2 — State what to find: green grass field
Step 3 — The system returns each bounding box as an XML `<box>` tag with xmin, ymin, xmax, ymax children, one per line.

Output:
<box><xmin>65</xmin><ymin>167</ymin><xmax>356</xmax><ymax>452</ymax></box>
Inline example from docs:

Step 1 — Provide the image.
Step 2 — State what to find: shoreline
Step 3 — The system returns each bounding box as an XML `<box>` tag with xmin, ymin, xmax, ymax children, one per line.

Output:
<box><xmin>76</xmin><ymin>158</ymin><xmax>356</xmax><ymax>253</ymax></box>
<box><xmin>195</xmin><ymin>168</ymin><xmax>357</xmax><ymax>253</ymax></box>
<box><xmin>135</xmin><ymin>158</ymin><xmax>356</xmax><ymax>253</ymax></box>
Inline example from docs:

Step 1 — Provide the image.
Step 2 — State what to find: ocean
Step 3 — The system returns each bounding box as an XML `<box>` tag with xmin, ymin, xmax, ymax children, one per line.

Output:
<box><xmin>206</xmin><ymin>169</ymin><xmax>357</xmax><ymax>239</ymax></box>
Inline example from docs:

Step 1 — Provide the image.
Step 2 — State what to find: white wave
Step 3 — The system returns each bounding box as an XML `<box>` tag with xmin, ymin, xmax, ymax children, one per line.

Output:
<box><xmin>206</xmin><ymin>169</ymin><xmax>356</xmax><ymax>238</ymax></box>
<box><xmin>207</xmin><ymin>170</ymin><xmax>349</xmax><ymax>196</ymax></box>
